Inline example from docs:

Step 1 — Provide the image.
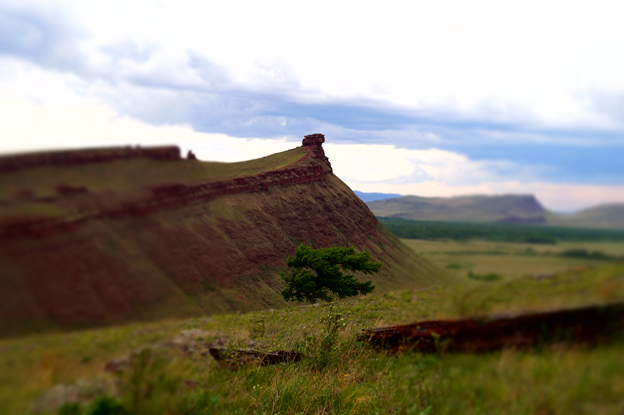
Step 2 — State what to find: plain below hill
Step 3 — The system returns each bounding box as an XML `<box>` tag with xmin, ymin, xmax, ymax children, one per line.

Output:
<box><xmin>0</xmin><ymin>134</ymin><xmax>453</xmax><ymax>338</ymax></box>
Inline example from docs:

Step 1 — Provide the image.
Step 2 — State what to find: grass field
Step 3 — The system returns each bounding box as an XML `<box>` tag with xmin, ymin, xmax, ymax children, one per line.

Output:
<box><xmin>1</xmin><ymin>257</ymin><xmax>623</xmax><ymax>414</ymax></box>
<box><xmin>378</xmin><ymin>218</ymin><xmax>624</xmax><ymax>243</ymax></box>
<box><xmin>402</xmin><ymin>238</ymin><xmax>624</xmax><ymax>280</ymax></box>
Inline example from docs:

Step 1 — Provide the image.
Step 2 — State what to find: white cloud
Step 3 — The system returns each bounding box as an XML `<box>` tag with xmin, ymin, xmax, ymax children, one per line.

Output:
<box><xmin>0</xmin><ymin>97</ymin><xmax>621</xmax><ymax>212</ymax></box>
<box><xmin>0</xmin><ymin>97</ymin><xmax>292</xmax><ymax>160</ymax></box>
<box><xmin>4</xmin><ymin>0</ymin><xmax>624</xmax><ymax>133</ymax></box>
<box><xmin>325</xmin><ymin>143</ymin><xmax>528</xmax><ymax>186</ymax></box>
<box><xmin>325</xmin><ymin>143</ymin><xmax>624</xmax><ymax>211</ymax></box>
<box><xmin>0</xmin><ymin>98</ymin><xmax>522</xmax><ymax>187</ymax></box>
<box><xmin>0</xmin><ymin>58</ymin><xmax>83</xmax><ymax>104</ymax></box>
<box><xmin>84</xmin><ymin>1</ymin><xmax>624</xmax><ymax>129</ymax></box>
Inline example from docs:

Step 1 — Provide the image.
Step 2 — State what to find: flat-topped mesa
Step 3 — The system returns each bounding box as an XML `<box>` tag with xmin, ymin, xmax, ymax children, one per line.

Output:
<box><xmin>0</xmin><ymin>146</ymin><xmax>182</xmax><ymax>173</ymax></box>
<box><xmin>302</xmin><ymin>133</ymin><xmax>332</xmax><ymax>172</ymax></box>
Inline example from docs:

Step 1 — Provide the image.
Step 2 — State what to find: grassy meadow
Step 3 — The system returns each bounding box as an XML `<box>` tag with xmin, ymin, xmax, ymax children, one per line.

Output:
<box><xmin>1</xmin><ymin>235</ymin><xmax>623</xmax><ymax>414</ymax></box>
<box><xmin>402</xmin><ymin>238</ymin><xmax>624</xmax><ymax>280</ymax></box>
<box><xmin>378</xmin><ymin>218</ymin><xmax>624</xmax><ymax>243</ymax></box>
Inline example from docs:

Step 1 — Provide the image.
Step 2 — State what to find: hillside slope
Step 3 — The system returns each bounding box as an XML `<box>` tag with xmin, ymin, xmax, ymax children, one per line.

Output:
<box><xmin>367</xmin><ymin>194</ymin><xmax>547</xmax><ymax>224</ymax></box>
<box><xmin>0</xmin><ymin>134</ymin><xmax>451</xmax><ymax>338</ymax></box>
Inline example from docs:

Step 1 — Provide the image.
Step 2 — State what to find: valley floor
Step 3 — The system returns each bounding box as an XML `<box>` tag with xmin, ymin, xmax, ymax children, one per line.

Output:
<box><xmin>403</xmin><ymin>238</ymin><xmax>624</xmax><ymax>280</ymax></box>
<box><xmin>1</xmin><ymin>241</ymin><xmax>623</xmax><ymax>414</ymax></box>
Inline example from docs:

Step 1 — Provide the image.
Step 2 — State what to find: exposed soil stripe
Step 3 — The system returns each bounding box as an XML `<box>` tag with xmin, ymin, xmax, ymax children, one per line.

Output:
<box><xmin>0</xmin><ymin>163</ymin><xmax>328</xmax><ymax>239</ymax></box>
<box><xmin>360</xmin><ymin>302</ymin><xmax>624</xmax><ymax>353</ymax></box>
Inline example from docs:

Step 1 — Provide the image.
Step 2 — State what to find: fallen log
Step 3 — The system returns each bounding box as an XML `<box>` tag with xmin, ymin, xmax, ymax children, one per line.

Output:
<box><xmin>360</xmin><ymin>302</ymin><xmax>624</xmax><ymax>353</ymax></box>
<box><xmin>206</xmin><ymin>347</ymin><xmax>303</xmax><ymax>366</ymax></box>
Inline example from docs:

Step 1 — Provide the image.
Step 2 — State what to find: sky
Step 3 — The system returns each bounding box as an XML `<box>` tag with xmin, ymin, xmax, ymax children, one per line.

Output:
<box><xmin>1</xmin><ymin>0</ymin><xmax>623</xmax><ymax>212</ymax></box>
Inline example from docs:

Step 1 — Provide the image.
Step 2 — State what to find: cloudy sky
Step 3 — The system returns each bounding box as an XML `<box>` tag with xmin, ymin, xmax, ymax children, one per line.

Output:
<box><xmin>1</xmin><ymin>0</ymin><xmax>623</xmax><ymax>212</ymax></box>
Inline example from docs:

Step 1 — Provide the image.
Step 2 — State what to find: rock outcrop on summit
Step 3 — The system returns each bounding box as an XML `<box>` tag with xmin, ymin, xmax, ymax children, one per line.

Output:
<box><xmin>0</xmin><ymin>134</ymin><xmax>450</xmax><ymax>338</ymax></box>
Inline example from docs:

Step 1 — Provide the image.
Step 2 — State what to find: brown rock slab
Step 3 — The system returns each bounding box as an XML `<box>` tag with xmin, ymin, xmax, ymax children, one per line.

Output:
<box><xmin>360</xmin><ymin>302</ymin><xmax>624</xmax><ymax>353</ymax></box>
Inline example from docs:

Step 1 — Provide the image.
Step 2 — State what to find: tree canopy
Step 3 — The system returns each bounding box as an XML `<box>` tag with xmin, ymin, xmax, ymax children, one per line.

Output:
<box><xmin>281</xmin><ymin>244</ymin><xmax>382</xmax><ymax>304</ymax></box>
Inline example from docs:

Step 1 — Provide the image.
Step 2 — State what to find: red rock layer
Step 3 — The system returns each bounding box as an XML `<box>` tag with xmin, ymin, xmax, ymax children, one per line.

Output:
<box><xmin>0</xmin><ymin>164</ymin><xmax>327</xmax><ymax>239</ymax></box>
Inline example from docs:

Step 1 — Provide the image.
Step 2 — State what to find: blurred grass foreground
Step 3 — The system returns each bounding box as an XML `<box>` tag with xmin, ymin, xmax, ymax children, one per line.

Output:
<box><xmin>1</xmin><ymin>259</ymin><xmax>623</xmax><ymax>414</ymax></box>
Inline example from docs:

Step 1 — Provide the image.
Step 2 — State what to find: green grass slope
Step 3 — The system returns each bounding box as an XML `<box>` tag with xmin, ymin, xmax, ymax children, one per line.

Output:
<box><xmin>1</xmin><ymin>262</ymin><xmax>622</xmax><ymax>414</ymax></box>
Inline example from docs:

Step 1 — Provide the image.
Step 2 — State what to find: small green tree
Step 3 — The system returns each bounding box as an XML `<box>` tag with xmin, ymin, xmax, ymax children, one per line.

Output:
<box><xmin>281</xmin><ymin>244</ymin><xmax>382</xmax><ymax>304</ymax></box>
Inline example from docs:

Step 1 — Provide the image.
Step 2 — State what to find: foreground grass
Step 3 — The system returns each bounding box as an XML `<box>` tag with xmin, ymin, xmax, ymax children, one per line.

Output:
<box><xmin>1</xmin><ymin>263</ymin><xmax>623</xmax><ymax>414</ymax></box>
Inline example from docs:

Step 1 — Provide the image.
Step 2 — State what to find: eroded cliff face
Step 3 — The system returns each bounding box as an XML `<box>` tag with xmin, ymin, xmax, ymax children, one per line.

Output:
<box><xmin>0</xmin><ymin>134</ymin><xmax>448</xmax><ymax>337</ymax></box>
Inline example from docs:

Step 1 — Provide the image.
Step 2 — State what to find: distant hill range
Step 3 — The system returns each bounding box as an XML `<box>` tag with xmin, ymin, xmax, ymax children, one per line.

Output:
<box><xmin>361</xmin><ymin>193</ymin><xmax>624</xmax><ymax>229</ymax></box>
<box><xmin>0</xmin><ymin>134</ymin><xmax>451</xmax><ymax>338</ymax></box>
<box><xmin>353</xmin><ymin>191</ymin><xmax>401</xmax><ymax>203</ymax></box>
<box><xmin>548</xmin><ymin>204</ymin><xmax>624</xmax><ymax>229</ymax></box>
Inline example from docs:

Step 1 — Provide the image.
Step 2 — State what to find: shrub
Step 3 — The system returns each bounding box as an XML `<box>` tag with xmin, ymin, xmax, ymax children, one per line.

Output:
<box><xmin>281</xmin><ymin>244</ymin><xmax>381</xmax><ymax>304</ymax></box>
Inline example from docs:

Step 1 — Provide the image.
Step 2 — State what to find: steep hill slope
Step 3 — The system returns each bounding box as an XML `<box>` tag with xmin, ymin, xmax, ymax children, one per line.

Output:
<box><xmin>0</xmin><ymin>134</ymin><xmax>450</xmax><ymax>338</ymax></box>
<box><xmin>367</xmin><ymin>194</ymin><xmax>547</xmax><ymax>224</ymax></box>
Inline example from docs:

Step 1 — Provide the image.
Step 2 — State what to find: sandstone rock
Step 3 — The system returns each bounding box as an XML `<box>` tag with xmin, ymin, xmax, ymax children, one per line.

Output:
<box><xmin>302</xmin><ymin>133</ymin><xmax>325</xmax><ymax>147</ymax></box>
<box><xmin>302</xmin><ymin>133</ymin><xmax>332</xmax><ymax>171</ymax></box>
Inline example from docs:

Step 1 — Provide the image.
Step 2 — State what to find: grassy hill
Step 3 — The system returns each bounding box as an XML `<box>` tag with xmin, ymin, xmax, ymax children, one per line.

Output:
<box><xmin>353</xmin><ymin>190</ymin><xmax>401</xmax><ymax>202</ymax></box>
<box><xmin>548</xmin><ymin>204</ymin><xmax>624</xmax><ymax>229</ymax></box>
<box><xmin>367</xmin><ymin>194</ymin><xmax>624</xmax><ymax>229</ymax></box>
<box><xmin>0</xmin><ymin>136</ymin><xmax>452</xmax><ymax>338</ymax></box>
<box><xmin>367</xmin><ymin>194</ymin><xmax>547</xmax><ymax>224</ymax></box>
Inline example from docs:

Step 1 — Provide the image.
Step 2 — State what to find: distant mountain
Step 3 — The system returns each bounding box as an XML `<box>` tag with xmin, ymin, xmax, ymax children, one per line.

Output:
<box><xmin>366</xmin><ymin>194</ymin><xmax>547</xmax><ymax>224</ymax></box>
<box><xmin>366</xmin><ymin>194</ymin><xmax>624</xmax><ymax>229</ymax></box>
<box><xmin>354</xmin><ymin>191</ymin><xmax>402</xmax><ymax>203</ymax></box>
<box><xmin>548</xmin><ymin>204</ymin><xmax>624</xmax><ymax>229</ymax></box>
